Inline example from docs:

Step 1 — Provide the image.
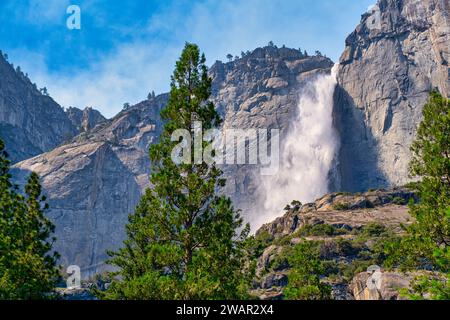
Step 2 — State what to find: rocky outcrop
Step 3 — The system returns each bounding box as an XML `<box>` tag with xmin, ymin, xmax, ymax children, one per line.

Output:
<box><xmin>0</xmin><ymin>52</ymin><xmax>78</xmax><ymax>163</ymax></box>
<box><xmin>57</xmin><ymin>287</ymin><xmax>97</xmax><ymax>300</ymax></box>
<box><xmin>350</xmin><ymin>271</ymin><xmax>412</xmax><ymax>300</ymax></box>
<box><xmin>66</xmin><ymin>107</ymin><xmax>106</xmax><ymax>133</ymax></box>
<box><xmin>334</xmin><ymin>0</ymin><xmax>450</xmax><ymax>191</ymax></box>
<box><xmin>350</xmin><ymin>270</ymin><xmax>447</xmax><ymax>300</ymax></box>
<box><xmin>256</xmin><ymin>188</ymin><xmax>415</xmax><ymax>239</ymax></box>
<box><xmin>252</xmin><ymin>189</ymin><xmax>416</xmax><ymax>300</ymax></box>
<box><xmin>13</xmin><ymin>47</ymin><xmax>333</xmax><ymax>276</ymax></box>
<box><xmin>256</xmin><ymin>245</ymin><xmax>283</xmax><ymax>277</ymax></box>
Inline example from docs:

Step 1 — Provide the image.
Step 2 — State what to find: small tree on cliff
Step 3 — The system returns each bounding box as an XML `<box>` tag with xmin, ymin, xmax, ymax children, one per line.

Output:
<box><xmin>0</xmin><ymin>139</ymin><xmax>59</xmax><ymax>299</ymax></box>
<box><xmin>103</xmin><ymin>43</ymin><xmax>251</xmax><ymax>300</ymax></box>
<box><xmin>386</xmin><ymin>91</ymin><xmax>450</xmax><ymax>299</ymax></box>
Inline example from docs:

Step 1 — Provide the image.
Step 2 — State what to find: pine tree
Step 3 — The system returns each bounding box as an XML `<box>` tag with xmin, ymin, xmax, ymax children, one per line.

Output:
<box><xmin>385</xmin><ymin>91</ymin><xmax>450</xmax><ymax>299</ymax></box>
<box><xmin>284</xmin><ymin>241</ymin><xmax>331</xmax><ymax>300</ymax></box>
<box><xmin>103</xmin><ymin>43</ymin><xmax>251</xmax><ymax>300</ymax></box>
<box><xmin>147</xmin><ymin>91</ymin><xmax>156</xmax><ymax>100</ymax></box>
<box><xmin>0</xmin><ymin>139</ymin><xmax>59</xmax><ymax>299</ymax></box>
<box><xmin>408</xmin><ymin>92</ymin><xmax>450</xmax><ymax>260</ymax></box>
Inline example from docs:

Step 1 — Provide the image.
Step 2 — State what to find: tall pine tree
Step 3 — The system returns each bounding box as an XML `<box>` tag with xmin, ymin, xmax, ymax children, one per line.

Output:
<box><xmin>386</xmin><ymin>91</ymin><xmax>450</xmax><ymax>299</ymax></box>
<box><xmin>0</xmin><ymin>138</ymin><xmax>59</xmax><ymax>299</ymax></box>
<box><xmin>103</xmin><ymin>43</ymin><xmax>251</xmax><ymax>300</ymax></box>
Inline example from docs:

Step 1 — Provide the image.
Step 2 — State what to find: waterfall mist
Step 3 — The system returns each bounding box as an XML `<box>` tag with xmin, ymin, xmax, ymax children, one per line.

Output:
<box><xmin>253</xmin><ymin>64</ymin><xmax>339</xmax><ymax>229</ymax></box>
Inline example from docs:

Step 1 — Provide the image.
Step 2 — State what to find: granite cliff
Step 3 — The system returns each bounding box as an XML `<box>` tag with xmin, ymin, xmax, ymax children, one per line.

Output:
<box><xmin>66</xmin><ymin>107</ymin><xmax>107</xmax><ymax>133</ymax></box>
<box><xmin>12</xmin><ymin>95</ymin><xmax>167</xmax><ymax>276</ymax></box>
<box><xmin>0</xmin><ymin>52</ymin><xmax>79</xmax><ymax>163</ymax></box>
<box><xmin>334</xmin><ymin>0</ymin><xmax>450</xmax><ymax>191</ymax></box>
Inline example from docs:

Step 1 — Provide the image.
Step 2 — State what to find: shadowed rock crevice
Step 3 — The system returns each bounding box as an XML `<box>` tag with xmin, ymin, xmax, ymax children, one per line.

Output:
<box><xmin>332</xmin><ymin>84</ymin><xmax>388</xmax><ymax>192</ymax></box>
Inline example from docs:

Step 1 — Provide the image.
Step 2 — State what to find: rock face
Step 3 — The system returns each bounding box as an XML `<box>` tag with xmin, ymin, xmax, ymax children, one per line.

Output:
<box><xmin>210</xmin><ymin>47</ymin><xmax>333</xmax><ymax>216</ymax></box>
<box><xmin>350</xmin><ymin>271</ymin><xmax>412</xmax><ymax>300</ymax></box>
<box><xmin>13</xmin><ymin>95</ymin><xmax>167</xmax><ymax>277</ymax></box>
<box><xmin>14</xmin><ymin>47</ymin><xmax>333</xmax><ymax>277</ymax></box>
<box><xmin>66</xmin><ymin>107</ymin><xmax>106</xmax><ymax>133</ymax></box>
<box><xmin>334</xmin><ymin>0</ymin><xmax>450</xmax><ymax>191</ymax></box>
<box><xmin>0</xmin><ymin>53</ymin><xmax>78</xmax><ymax>163</ymax></box>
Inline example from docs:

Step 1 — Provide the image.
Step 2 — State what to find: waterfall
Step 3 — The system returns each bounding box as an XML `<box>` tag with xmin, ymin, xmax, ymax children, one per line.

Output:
<box><xmin>253</xmin><ymin>64</ymin><xmax>339</xmax><ymax>229</ymax></box>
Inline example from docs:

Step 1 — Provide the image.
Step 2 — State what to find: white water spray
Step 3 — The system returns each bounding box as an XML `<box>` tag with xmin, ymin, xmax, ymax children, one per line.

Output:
<box><xmin>254</xmin><ymin>64</ymin><xmax>339</xmax><ymax>228</ymax></box>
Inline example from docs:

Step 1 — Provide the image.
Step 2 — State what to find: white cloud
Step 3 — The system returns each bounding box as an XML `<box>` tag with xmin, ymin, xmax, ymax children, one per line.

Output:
<box><xmin>8</xmin><ymin>0</ymin><xmax>371</xmax><ymax>118</ymax></box>
<box><xmin>12</xmin><ymin>42</ymin><xmax>179</xmax><ymax>117</ymax></box>
<box><xmin>23</xmin><ymin>0</ymin><xmax>71</xmax><ymax>25</ymax></box>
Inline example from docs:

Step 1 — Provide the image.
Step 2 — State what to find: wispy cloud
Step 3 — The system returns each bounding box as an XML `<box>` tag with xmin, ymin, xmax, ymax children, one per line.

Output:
<box><xmin>4</xmin><ymin>0</ymin><xmax>373</xmax><ymax>118</ymax></box>
<box><xmin>16</xmin><ymin>0</ymin><xmax>71</xmax><ymax>26</ymax></box>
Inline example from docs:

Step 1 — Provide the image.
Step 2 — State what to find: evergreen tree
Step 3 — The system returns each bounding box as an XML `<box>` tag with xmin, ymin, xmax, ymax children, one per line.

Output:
<box><xmin>103</xmin><ymin>43</ymin><xmax>251</xmax><ymax>300</ymax></box>
<box><xmin>39</xmin><ymin>87</ymin><xmax>48</xmax><ymax>96</ymax></box>
<box><xmin>147</xmin><ymin>91</ymin><xmax>156</xmax><ymax>100</ymax></box>
<box><xmin>0</xmin><ymin>139</ymin><xmax>59</xmax><ymax>299</ymax></box>
<box><xmin>408</xmin><ymin>92</ymin><xmax>450</xmax><ymax>262</ymax></box>
<box><xmin>284</xmin><ymin>241</ymin><xmax>331</xmax><ymax>300</ymax></box>
<box><xmin>385</xmin><ymin>91</ymin><xmax>450</xmax><ymax>298</ymax></box>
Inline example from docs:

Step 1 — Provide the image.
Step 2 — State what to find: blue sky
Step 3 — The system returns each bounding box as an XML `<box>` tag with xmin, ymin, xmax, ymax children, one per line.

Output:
<box><xmin>0</xmin><ymin>0</ymin><xmax>375</xmax><ymax>118</ymax></box>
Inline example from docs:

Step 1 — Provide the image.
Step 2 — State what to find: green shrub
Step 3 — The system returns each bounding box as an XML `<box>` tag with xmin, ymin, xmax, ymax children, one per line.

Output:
<box><xmin>295</xmin><ymin>224</ymin><xmax>349</xmax><ymax>237</ymax></box>
<box><xmin>333</xmin><ymin>202</ymin><xmax>351</xmax><ymax>211</ymax></box>
<box><xmin>360</xmin><ymin>223</ymin><xmax>387</xmax><ymax>238</ymax></box>
<box><xmin>403</xmin><ymin>181</ymin><xmax>419</xmax><ymax>190</ymax></box>
<box><xmin>392</xmin><ymin>197</ymin><xmax>406</xmax><ymax>205</ymax></box>
<box><xmin>269</xmin><ymin>247</ymin><xmax>293</xmax><ymax>271</ymax></box>
<box><xmin>249</xmin><ymin>231</ymin><xmax>275</xmax><ymax>258</ymax></box>
<box><xmin>284</xmin><ymin>242</ymin><xmax>331</xmax><ymax>300</ymax></box>
<box><xmin>334</xmin><ymin>238</ymin><xmax>359</xmax><ymax>256</ymax></box>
